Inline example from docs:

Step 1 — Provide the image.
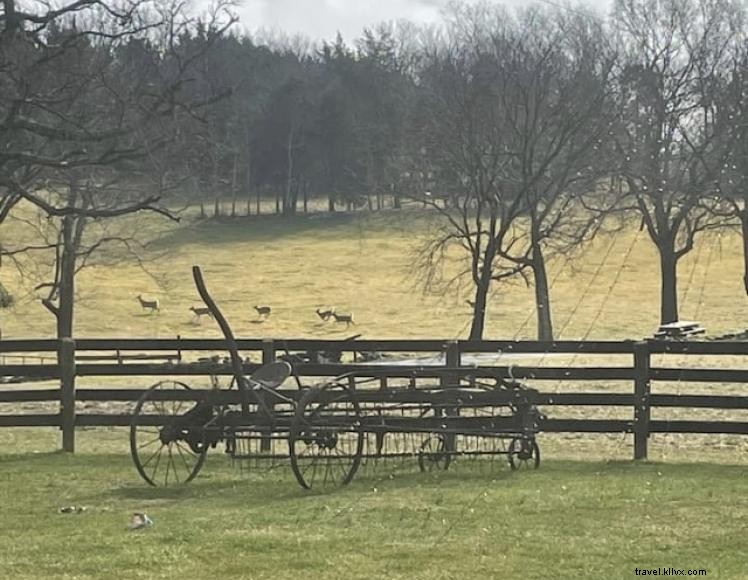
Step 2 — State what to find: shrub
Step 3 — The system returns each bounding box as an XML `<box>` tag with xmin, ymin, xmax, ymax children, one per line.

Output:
<box><xmin>0</xmin><ymin>281</ymin><xmax>13</xmax><ymax>308</ymax></box>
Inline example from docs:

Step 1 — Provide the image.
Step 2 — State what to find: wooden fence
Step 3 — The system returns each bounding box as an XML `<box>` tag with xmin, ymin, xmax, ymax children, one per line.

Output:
<box><xmin>2</xmin><ymin>337</ymin><xmax>748</xmax><ymax>460</ymax></box>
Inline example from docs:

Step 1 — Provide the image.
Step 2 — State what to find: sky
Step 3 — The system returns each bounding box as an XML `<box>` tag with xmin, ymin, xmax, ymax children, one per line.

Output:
<box><xmin>236</xmin><ymin>0</ymin><xmax>613</xmax><ymax>42</ymax></box>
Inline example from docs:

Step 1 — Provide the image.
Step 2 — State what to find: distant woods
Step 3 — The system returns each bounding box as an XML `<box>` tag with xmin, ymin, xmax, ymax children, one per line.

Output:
<box><xmin>2</xmin><ymin>0</ymin><xmax>748</xmax><ymax>340</ymax></box>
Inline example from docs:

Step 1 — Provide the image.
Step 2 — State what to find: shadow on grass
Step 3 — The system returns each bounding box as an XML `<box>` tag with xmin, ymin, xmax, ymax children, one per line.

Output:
<box><xmin>153</xmin><ymin>212</ymin><xmax>358</xmax><ymax>249</ymax></box>
<box><xmin>151</xmin><ymin>208</ymin><xmax>419</xmax><ymax>250</ymax></box>
<box><xmin>0</xmin><ymin>450</ymin><xmax>68</xmax><ymax>465</ymax></box>
<box><xmin>109</xmin><ymin>479</ymin><xmax>242</xmax><ymax>501</ymax></box>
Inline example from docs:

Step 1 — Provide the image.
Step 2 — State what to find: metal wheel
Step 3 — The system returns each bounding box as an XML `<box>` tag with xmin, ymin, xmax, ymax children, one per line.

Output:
<box><xmin>418</xmin><ymin>434</ymin><xmax>452</xmax><ymax>472</ymax></box>
<box><xmin>507</xmin><ymin>437</ymin><xmax>540</xmax><ymax>470</ymax></box>
<box><xmin>130</xmin><ymin>380</ymin><xmax>209</xmax><ymax>486</ymax></box>
<box><xmin>289</xmin><ymin>382</ymin><xmax>364</xmax><ymax>489</ymax></box>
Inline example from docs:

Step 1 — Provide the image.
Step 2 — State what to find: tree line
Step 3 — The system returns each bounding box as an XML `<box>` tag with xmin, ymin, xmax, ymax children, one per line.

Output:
<box><xmin>1</xmin><ymin>0</ymin><xmax>748</xmax><ymax>341</ymax></box>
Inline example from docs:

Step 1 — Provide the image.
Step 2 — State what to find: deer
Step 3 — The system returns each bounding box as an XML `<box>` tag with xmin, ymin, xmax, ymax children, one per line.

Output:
<box><xmin>316</xmin><ymin>307</ymin><xmax>335</xmax><ymax>321</ymax></box>
<box><xmin>332</xmin><ymin>311</ymin><xmax>355</xmax><ymax>327</ymax></box>
<box><xmin>254</xmin><ymin>305</ymin><xmax>271</xmax><ymax>319</ymax></box>
<box><xmin>190</xmin><ymin>305</ymin><xmax>213</xmax><ymax>320</ymax></box>
<box><xmin>136</xmin><ymin>294</ymin><xmax>159</xmax><ymax>313</ymax></box>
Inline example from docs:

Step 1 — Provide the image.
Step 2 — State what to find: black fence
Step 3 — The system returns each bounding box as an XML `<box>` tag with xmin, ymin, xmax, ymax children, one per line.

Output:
<box><xmin>2</xmin><ymin>337</ymin><xmax>747</xmax><ymax>459</ymax></box>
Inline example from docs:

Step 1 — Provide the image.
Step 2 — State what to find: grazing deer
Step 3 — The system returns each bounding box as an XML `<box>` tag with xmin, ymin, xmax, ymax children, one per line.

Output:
<box><xmin>190</xmin><ymin>305</ymin><xmax>213</xmax><ymax>320</ymax></box>
<box><xmin>332</xmin><ymin>312</ymin><xmax>355</xmax><ymax>327</ymax></box>
<box><xmin>316</xmin><ymin>307</ymin><xmax>334</xmax><ymax>321</ymax></box>
<box><xmin>136</xmin><ymin>294</ymin><xmax>159</xmax><ymax>313</ymax></box>
<box><xmin>254</xmin><ymin>305</ymin><xmax>271</xmax><ymax>318</ymax></box>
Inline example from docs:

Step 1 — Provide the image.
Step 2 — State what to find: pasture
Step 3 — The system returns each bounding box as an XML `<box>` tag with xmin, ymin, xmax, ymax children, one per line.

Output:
<box><xmin>3</xmin><ymin>207</ymin><xmax>748</xmax><ymax>579</ymax></box>
<box><xmin>1</xmin><ymin>429</ymin><xmax>747</xmax><ymax>580</ymax></box>
<box><xmin>1</xmin><ymin>206</ymin><xmax>746</xmax><ymax>341</ymax></box>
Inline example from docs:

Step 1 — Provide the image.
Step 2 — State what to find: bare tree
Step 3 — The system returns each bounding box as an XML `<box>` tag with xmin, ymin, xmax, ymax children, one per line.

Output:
<box><xmin>0</xmin><ymin>0</ymin><xmax>236</xmax><ymax>338</ymax></box>
<box><xmin>0</xmin><ymin>0</ymin><xmax>235</xmax><ymax>226</ymax></box>
<box><xmin>712</xmin><ymin>29</ymin><xmax>748</xmax><ymax>293</ymax></box>
<box><xmin>413</xmin><ymin>4</ymin><xmax>616</xmax><ymax>340</ymax></box>
<box><xmin>3</xmin><ymin>175</ymin><xmax>173</xmax><ymax>339</ymax></box>
<box><xmin>612</xmin><ymin>0</ymin><xmax>740</xmax><ymax>324</ymax></box>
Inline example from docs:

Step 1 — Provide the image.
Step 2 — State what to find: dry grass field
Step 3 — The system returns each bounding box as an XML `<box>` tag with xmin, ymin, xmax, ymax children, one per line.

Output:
<box><xmin>1</xmin><ymin>205</ymin><xmax>746</xmax><ymax>342</ymax></box>
<box><xmin>3</xmin><ymin>205</ymin><xmax>748</xmax><ymax>454</ymax></box>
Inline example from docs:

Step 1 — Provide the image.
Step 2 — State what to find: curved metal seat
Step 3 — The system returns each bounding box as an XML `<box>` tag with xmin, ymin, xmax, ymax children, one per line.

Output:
<box><xmin>247</xmin><ymin>361</ymin><xmax>292</xmax><ymax>390</ymax></box>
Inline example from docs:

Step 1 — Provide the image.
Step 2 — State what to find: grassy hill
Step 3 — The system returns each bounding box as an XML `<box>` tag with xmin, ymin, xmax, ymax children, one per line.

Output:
<box><xmin>0</xmin><ymin>207</ymin><xmax>745</xmax><ymax>340</ymax></box>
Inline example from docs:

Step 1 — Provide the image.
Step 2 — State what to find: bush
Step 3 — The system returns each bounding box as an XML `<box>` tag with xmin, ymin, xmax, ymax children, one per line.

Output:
<box><xmin>0</xmin><ymin>282</ymin><xmax>13</xmax><ymax>309</ymax></box>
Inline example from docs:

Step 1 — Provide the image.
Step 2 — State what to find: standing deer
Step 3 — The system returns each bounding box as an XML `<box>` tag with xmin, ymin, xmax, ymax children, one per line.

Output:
<box><xmin>316</xmin><ymin>307</ymin><xmax>334</xmax><ymax>321</ymax></box>
<box><xmin>332</xmin><ymin>312</ymin><xmax>355</xmax><ymax>327</ymax></box>
<box><xmin>254</xmin><ymin>305</ymin><xmax>271</xmax><ymax>319</ymax></box>
<box><xmin>190</xmin><ymin>306</ymin><xmax>213</xmax><ymax>320</ymax></box>
<box><xmin>136</xmin><ymin>294</ymin><xmax>159</xmax><ymax>313</ymax></box>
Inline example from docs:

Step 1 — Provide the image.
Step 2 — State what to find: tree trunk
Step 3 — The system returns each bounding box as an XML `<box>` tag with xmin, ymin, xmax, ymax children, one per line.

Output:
<box><xmin>741</xmin><ymin>207</ymin><xmax>748</xmax><ymax>295</ymax></box>
<box><xmin>231</xmin><ymin>154</ymin><xmax>238</xmax><ymax>217</ymax></box>
<box><xmin>284</xmin><ymin>126</ymin><xmax>294</xmax><ymax>217</ymax></box>
<box><xmin>284</xmin><ymin>182</ymin><xmax>298</xmax><ymax>216</ymax></box>
<box><xmin>531</xmin><ymin>242</ymin><xmax>554</xmax><ymax>341</ymax></box>
<box><xmin>468</xmin><ymin>267</ymin><xmax>491</xmax><ymax>340</ymax></box>
<box><xmin>659</xmin><ymin>245</ymin><xmax>679</xmax><ymax>324</ymax></box>
<box><xmin>468</xmin><ymin>241</ymin><xmax>497</xmax><ymax>340</ymax></box>
<box><xmin>245</xmin><ymin>128</ymin><xmax>252</xmax><ymax>215</ymax></box>
<box><xmin>56</xmin><ymin>215</ymin><xmax>81</xmax><ymax>339</ymax></box>
<box><xmin>303</xmin><ymin>181</ymin><xmax>308</xmax><ymax>213</ymax></box>
<box><xmin>256</xmin><ymin>188</ymin><xmax>261</xmax><ymax>216</ymax></box>
<box><xmin>213</xmin><ymin>198</ymin><xmax>220</xmax><ymax>217</ymax></box>
<box><xmin>57</xmin><ymin>243</ymin><xmax>75</xmax><ymax>339</ymax></box>
<box><xmin>328</xmin><ymin>193</ymin><xmax>335</xmax><ymax>212</ymax></box>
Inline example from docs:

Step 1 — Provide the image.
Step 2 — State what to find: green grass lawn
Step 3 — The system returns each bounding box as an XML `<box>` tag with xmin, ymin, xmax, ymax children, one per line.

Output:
<box><xmin>1</xmin><ymin>430</ymin><xmax>747</xmax><ymax>580</ymax></box>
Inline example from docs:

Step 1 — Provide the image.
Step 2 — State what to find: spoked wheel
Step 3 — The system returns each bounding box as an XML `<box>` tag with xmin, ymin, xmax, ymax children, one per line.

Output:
<box><xmin>289</xmin><ymin>382</ymin><xmax>364</xmax><ymax>489</ymax></box>
<box><xmin>507</xmin><ymin>437</ymin><xmax>540</xmax><ymax>470</ymax></box>
<box><xmin>130</xmin><ymin>380</ymin><xmax>209</xmax><ymax>486</ymax></box>
<box><xmin>418</xmin><ymin>434</ymin><xmax>452</xmax><ymax>472</ymax></box>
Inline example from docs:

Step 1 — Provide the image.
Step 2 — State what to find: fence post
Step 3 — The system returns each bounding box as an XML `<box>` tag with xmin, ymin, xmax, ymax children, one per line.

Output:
<box><xmin>59</xmin><ymin>338</ymin><xmax>77</xmax><ymax>453</ymax></box>
<box><xmin>633</xmin><ymin>341</ymin><xmax>651</xmax><ymax>460</ymax></box>
<box><xmin>442</xmin><ymin>341</ymin><xmax>461</xmax><ymax>387</ymax></box>
<box><xmin>262</xmin><ymin>339</ymin><xmax>275</xmax><ymax>365</ymax></box>
<box><xmin>260</xmin><ymin>339</ymin><xmax>275</xmax><ymax>453</ymax></box>
<box><xmin>442</xmin><ymin>341</ymin><xmax>461</xmax><ymax>454</ymax></box>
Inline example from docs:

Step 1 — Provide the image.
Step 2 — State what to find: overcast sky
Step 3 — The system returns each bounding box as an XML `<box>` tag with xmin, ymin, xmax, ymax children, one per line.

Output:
<box><xmin>237</xmin><ymin>0</ymin><xmax>614</xmax><ymax>42</ymax></box>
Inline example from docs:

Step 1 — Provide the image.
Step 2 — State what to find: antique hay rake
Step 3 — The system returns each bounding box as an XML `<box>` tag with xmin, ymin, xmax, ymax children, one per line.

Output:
<box><xmin>129</xmin><ymin>267</ymin><xmax>545</xmax><ymax>489</ymax></box>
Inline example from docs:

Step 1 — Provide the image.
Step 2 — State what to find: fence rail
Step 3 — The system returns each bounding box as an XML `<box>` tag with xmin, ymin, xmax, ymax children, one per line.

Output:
<box><xmin>1</xmin><ymin>337</ymin><xmax>748</xmax><ymax>458</ymax></box>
